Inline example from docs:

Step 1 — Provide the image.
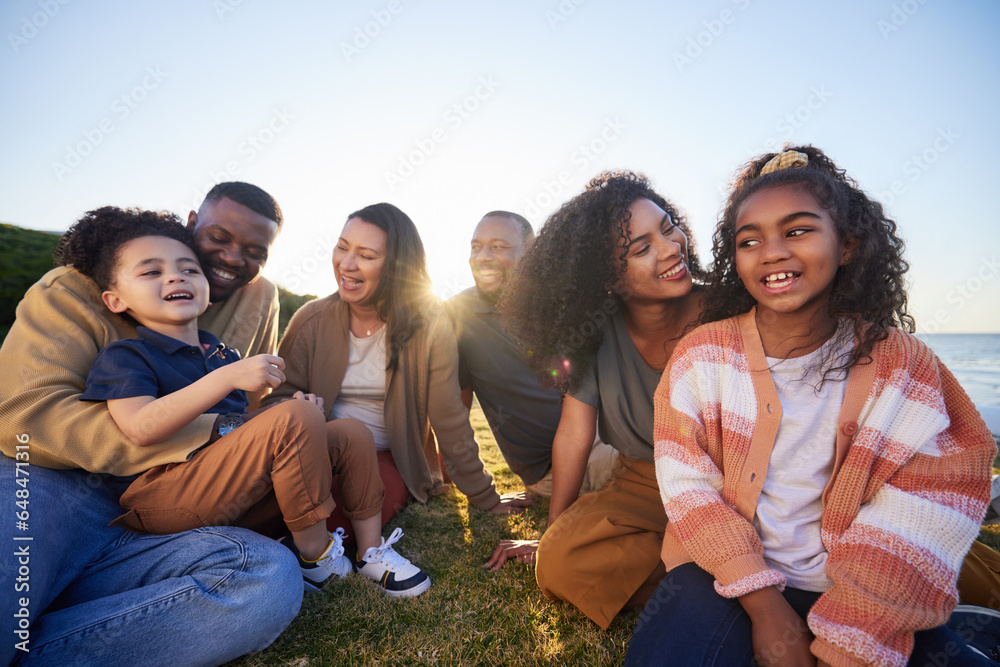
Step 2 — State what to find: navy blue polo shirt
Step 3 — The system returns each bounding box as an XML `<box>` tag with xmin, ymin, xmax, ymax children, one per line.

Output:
<box><xmin>81</xmin><ymin>326</ymin><xmax>248</xmax><ymax>414</ymax></box>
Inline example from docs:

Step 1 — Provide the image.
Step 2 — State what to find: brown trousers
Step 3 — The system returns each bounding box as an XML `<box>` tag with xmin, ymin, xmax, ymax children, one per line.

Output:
<box><xmin>113</xmin><ymin>401</ymin><xmax>384</xmax><ymax>535</ymax></box>
<box><xmin>958</xmin><ymin>539</ymin><xmax>1000</xmax><ymax>610</ymax></box>
<box><xmin>326</xmin><ymin>450</ymin><xmax>413</xmax><ymax>545</ymax></box>
<box><xmin>536</xmin><ymin>455</ymin><xmax>667</xmax><ymax>630</ymax></box>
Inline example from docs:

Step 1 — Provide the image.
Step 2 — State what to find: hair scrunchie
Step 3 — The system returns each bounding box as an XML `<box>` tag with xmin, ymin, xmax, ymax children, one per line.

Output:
<box><xmin>760</xmin><ymin>149</ymin><xmax>809</xmax><ymax>175</ymax></box>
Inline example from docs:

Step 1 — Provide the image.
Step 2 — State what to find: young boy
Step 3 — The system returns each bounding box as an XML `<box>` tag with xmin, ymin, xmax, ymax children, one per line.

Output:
<box><xmin>73</xmin><ymin>211</ymin><xmax>429</xmax><ymax>596</ymax></box>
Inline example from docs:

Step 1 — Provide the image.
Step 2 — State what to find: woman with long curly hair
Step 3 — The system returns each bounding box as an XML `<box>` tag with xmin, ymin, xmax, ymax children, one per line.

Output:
<box><xmin>486</xmin><ymin>171</ymin><xmax>708</xmax><ymax>629</ymax></box>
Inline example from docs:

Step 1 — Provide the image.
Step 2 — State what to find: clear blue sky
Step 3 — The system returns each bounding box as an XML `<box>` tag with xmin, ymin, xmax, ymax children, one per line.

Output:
<box><xmin>2</xmin><ymin>0</ymin><xmax>998</xmax><ymax>332</ymax></box>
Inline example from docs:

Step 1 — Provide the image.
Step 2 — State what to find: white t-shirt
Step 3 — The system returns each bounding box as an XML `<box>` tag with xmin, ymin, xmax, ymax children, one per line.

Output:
<box><xmin>330</xmin><ymin>327</ymin><xmax>390</xmax><ymax>451</ymax></box>
<box><xmin>753</xmin><ymin>332</ymin><xmax>852</xmax><ymax>592</ymax></box>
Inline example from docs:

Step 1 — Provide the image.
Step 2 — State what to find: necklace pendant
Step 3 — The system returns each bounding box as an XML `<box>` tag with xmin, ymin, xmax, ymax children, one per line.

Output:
<box><xmin>366</xmin><ymin>328</ymin><xmax>371</xmax><ymax>336</ymax></box>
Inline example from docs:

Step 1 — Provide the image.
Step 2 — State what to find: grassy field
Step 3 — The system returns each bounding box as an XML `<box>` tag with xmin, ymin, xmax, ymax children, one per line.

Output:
<box><xmin>230</xmin><ymin>401</ymin><xmax>1000</xmax><ymax>666</ymax></box>
<box><xmin>230</xmin><ymin>400</ymin><xmax>637</xmax><ymax>667</ymax></box>
<box><xmin>228</xmin><ymin>403</ymin><xmax>1000</xmax><ymax>666</ymax></box>
<box><xmin>0</xmin><ymin>223</ymin><xmax>62</xmax><ymax>342</ymax></box>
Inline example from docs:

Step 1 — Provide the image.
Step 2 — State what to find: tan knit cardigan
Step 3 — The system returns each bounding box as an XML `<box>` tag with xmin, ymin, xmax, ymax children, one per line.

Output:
<box><xmin>266</xmin><ymin>293</ymin><xmax>501</xmax><ymax>511</ymax></box>
<box><xmin>0</xmin><ymin>266</ymin><xmax>279</xmax><ymax>474</ymax></box>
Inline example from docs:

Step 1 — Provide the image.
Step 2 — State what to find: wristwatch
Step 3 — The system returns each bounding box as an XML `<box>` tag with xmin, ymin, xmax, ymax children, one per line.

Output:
<box><xmin>218</xmin><ymin>412</ymin><xmax>244</xmax><ymax>437</ymax></box>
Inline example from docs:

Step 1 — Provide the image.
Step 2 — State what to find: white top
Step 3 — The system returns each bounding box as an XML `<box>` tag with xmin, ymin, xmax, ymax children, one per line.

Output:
<box><xmin>330</xmin><ymin>327</ymin><xmax>390</xmax><ymax>451</ymax></box>
<box><xmin>753</xmin><ymin>333</ymin><xmax>851</xmax><ymax>592</ymax></box>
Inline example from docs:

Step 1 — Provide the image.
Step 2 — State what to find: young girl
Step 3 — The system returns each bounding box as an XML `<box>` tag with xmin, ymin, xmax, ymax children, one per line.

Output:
<box><xmin>65</xmin><ymin>207</ymin><xmax>429</xmax><ymax>597</ymax></box>
<box><xmin>627</xmin><ymin>147</ymin><xmax>997</xmax><ymax>665</ymax></box>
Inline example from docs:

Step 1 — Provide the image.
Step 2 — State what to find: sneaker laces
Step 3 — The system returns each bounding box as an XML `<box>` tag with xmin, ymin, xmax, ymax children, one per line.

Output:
<box><xmin>325</xmin><ymin>527</ymin><xmax>347</xmax><ymax>560</ymax></box>
<box><xmin>363</xmin><ymin>527</ymin><xmax>409</xmax><ymax>568</ymax></box>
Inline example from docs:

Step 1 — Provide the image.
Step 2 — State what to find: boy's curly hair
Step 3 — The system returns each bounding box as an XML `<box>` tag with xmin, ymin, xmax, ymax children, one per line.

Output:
<box><xmin>54</xmin><ymin>206</ymin><xmax>195</xmax><ymax>291</ymax></box>
<box><xmin>702</xmin><ymin>144</ymin><xmax>914</xmax><ymax>377</ymax></box>
<box><xmin>498</xmin><ymin>170</ymin><xmax>705</xmax><ymax>393</ymax></box>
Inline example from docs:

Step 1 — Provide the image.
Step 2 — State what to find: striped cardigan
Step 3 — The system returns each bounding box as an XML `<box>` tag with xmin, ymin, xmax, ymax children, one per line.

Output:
<box><xmin>653</xmin><ymin>310</ymin><xmax>995</xmax><ymax>667</ymax></box>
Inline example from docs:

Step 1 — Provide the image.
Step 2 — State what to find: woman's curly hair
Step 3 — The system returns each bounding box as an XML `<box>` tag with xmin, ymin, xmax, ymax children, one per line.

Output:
<box><xmin>498</xmin><ymin>170</ymin><xmax>704</xmax><ymax>393</ymax></box>
<box><xmin>702</xmin><ymin>144</ymin><xmax>914</xmax><ymax>379</ymax></box>
<box><xmin>54</xmin><ymin>206</ymin><xmax>195</xmax><ymax>290</ymax></box>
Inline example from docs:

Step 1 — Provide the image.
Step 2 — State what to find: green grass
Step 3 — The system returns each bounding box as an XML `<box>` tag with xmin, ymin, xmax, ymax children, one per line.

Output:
<box><xmin>0</xmin><ymin>223</ymin><xmax>61</xmax><ymax>332</ymax></box>
<box><xmin>278</xmin><ymin>288</ymin><xmax>317</xmax><ymax>337</ymax></box>
<box><xmin>979</xmin><ymin>527</ymin><xmax>1000</xmax><ymax>552</ymax></box>
<box><xmin>229</xmin><ymin>400</ymin><xmax>638</xmax><ymax>667</ymax></box>
<box><xmin>231</xmin><ymin>423</ymin><xmax>1000</xmax><ymax>666</ymax></box>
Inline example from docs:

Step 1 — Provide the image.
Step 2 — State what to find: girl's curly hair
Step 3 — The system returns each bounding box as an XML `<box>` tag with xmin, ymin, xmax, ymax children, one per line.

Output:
<box><xmin>702</xmin><ymin>144</ymin><xmax>914</xmax><ymax>379</ymax></box>
<box><xmin>54</xmin><ymin>206</ymin><xmax>195</xmax><ymax>290</ymax></box>
<box><xmin>498</xmin><ymin>170</ymin><xmax>704</xmax><ymax>393</ymax></box>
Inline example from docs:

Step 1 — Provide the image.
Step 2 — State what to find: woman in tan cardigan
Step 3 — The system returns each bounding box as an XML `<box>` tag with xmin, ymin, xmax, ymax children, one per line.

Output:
<box><xmin>266</xmin><ymin>203</ymin><xmax>531</xmax><ymax>538</ymax></box>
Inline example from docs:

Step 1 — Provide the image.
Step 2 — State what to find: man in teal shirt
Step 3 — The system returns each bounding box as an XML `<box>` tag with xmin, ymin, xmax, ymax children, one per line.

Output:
<box><xmin>447</xmin><ymin>211</ymin><xmax>616</xmax><ymax>496</ymax></box>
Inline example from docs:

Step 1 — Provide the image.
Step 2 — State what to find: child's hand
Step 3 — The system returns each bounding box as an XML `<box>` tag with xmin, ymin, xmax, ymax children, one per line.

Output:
<box><xmin>751</xmin><ymin>610</ymin><xmax>815</xmax><ymax>667</ymax></box>
<box><xmin>220</xmin><ymin>355</ymin><xmax>286</xmax><ymax>392</ymax></box>
<box><xmin>740</xmin><ymin>587</ymin><xmax>816</xmax><ymax>667</ymax></box>
<box><xmin>291</xmin><ymin>391</ymin><xmax>324</xmax><ymax>410</ymax></box>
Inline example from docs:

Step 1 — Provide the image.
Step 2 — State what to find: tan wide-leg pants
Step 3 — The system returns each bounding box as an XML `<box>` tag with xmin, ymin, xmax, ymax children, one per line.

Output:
<box><xmin>536</xmin><ymin>455</ymin><xmax>667</xmax><ymax>629</ymax></box>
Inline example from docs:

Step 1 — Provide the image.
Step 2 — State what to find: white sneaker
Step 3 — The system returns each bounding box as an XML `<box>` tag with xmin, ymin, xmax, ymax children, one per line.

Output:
<box><xmin>299</xmin><ymin>528</ymin><xmax>352</xmax><ymax>585</ymax></box>
<box><xmin>354</xmin><ymin>527</ymin><xmax>431</xmax><ymax>598</ymax></box>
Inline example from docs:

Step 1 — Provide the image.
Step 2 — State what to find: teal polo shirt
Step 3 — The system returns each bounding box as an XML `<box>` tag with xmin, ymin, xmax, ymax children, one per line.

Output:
<box><xmin>446</xmin><ymin>287</ymin><xmax>563</xmax><ymax>485</ymax></box>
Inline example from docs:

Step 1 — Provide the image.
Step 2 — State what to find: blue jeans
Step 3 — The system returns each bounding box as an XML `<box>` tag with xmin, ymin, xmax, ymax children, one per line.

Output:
<box><xmin>626</xmin><ymin>562</ymin><xmax>995</xmax><ymax>666</ymax></box>
<box><xmin>0</xmin><ymin>457</ymin><xmax>303</xmax><ymax>666</ymax></box>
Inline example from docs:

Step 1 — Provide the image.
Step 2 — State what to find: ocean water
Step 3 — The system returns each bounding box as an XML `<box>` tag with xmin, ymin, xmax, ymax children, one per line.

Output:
<box><xmin>919</xmin><ymin>334</ymin><xmax>1000</xmax><ymax>408</ymax></box>
<box><xmin>918</xmin><ymin>333</ymin><xmax>1000</xmax><ymax>435</ymax></box>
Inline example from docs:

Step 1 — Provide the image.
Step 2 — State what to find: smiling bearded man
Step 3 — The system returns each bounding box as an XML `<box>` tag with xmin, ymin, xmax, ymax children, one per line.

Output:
<box><xmin>0</xmin><ymin>182</ymin><xmax>291</xmax><ymax>667</ymax></box>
